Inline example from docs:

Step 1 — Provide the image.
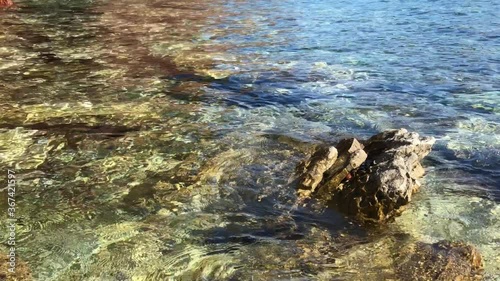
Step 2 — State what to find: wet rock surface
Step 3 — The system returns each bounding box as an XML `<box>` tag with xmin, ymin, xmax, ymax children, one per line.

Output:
<box><xmin>296</xmin><ymin>145</ymin><xmax>338</xmax><ymax>199</ymax></box>
<box><xmin>296</xmin><ymin>129</ymin><xmax>436</xmax><ymax>222</ymax></box>
<box><xmin>317</xmin><ymin>138</ymin><xmax>367</xmax><ymax>199</ymax></box>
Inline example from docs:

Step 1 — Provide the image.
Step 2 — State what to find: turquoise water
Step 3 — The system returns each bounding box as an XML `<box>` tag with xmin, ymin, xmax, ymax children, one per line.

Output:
<box><xmin>0</xmin><ymin>0</ymin><xmax>499</xmax><ymax>280</ymax></box>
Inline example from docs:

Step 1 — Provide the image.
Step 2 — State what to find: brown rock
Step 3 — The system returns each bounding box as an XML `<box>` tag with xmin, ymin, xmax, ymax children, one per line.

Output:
<box><xmin>332</xmin><ymin>236</ymin><xmax>484</xmax><ymax>281</ymax></box>
<box><xmin>395</xmin><ymin>240</ymin><xmax>484</xmax><ymax>281</ymax></box>
<box><xmin>294</xmin><ymin>129</ymin><xmax>435</xmax><ymax>223</ymax></box>
<box><xmin>296</xmin><ymin>145</ymin><xmax>338</xmax><ymax>199</ymax></box>
<box><xmin>334</xmin><ymin>129</ymin><xmax>435</xmax><ymax>222</ymax></box>
<box><xmin>317</xmin><ymin>138</ymin><xmax>367</xmax><ymax>197</ymax></box>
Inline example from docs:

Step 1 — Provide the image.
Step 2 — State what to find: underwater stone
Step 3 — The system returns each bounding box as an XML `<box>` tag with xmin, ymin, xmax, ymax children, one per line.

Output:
<box><xmin>395</xmin><ymin>240</ymin><xmax>484</xmax><ymax>281</ymax></box>
<box><xmin>334</xmin><ymin>235</ymin><xmax>484</xmax><ymax>280</ymax></box>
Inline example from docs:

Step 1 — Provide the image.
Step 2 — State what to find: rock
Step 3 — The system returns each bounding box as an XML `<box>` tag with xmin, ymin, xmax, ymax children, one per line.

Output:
<box><xmin>395</xmin><ymin>240</ymin><xmax>484</xmax><ymax>281</ymax></box>
<box><xmin>331</xmin><ymin>236</ymin><xmax>483</xmax><ymax>281</ymax></box>
<box><xmin>334</xmin><ymin>129</ymin><xmax>435</xmax><ymax>222</ymax></box>
<box><xmin>294</xmin><ymin>129</ymin><xmax>435</xmax><ymax>223</ymax></box>
<box><xmin>316</xmin><ymin>138</ymin><xmax>367</xmax><ymax>198</ymax></box>
<box><xmin>296</xmin><ymin>145</ymin><xmax>338</xmax><ymax>199</ymax></box>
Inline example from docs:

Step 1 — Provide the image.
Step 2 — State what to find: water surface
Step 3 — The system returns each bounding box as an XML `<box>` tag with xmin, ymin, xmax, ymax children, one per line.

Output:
<box><xmin>0</xmin><ymin>0</ymin><xmax>499</xmax><ymax>280</ymax></box>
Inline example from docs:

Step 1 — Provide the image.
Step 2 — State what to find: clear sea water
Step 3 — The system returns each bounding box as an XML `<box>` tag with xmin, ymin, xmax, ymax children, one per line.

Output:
<box><xmin>0</xmin><ymin>0</ymin><xmax>499</xmax><ymax>280</ymax></box>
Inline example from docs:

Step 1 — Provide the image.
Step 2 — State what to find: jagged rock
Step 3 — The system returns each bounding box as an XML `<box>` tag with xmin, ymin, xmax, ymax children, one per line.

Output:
<box><xmin>295</xmin><ymin>139</ymin><xmax>367</xmax><ymax>201</ymax></box>
<box><xmin>296</xmin><ymin>145</ymin><xmax>338</xmax><ymax>199</ymax></box>
<box><xmin>316</xmin><ymin>138</ymin><xmax>367</xmax><ymax>198</ymax></box>
<box><xmin>294</xmin><ymin>129</ymin><xmax>435</xmax><ymax>223</ymax></box>
<box><xmin>395</xmin><ymin>240</ymin><xmax>484</xmax><ymax>281</ymax></box>
<box><xmin>335</xmin><ymin>129</ymin><xmax>435</xmax><ymax>222</ymax></box>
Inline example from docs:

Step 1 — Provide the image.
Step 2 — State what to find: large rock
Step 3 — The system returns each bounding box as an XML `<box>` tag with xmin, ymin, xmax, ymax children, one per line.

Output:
<box><xmin>294</xmin><ymin>129</ymin><xmax>435</xmax><ymax>223</ymax></box>
<box><xmin>335</xmin><ymin>129</ymin><xmax>435</xmax><ymax>222</ymax></box>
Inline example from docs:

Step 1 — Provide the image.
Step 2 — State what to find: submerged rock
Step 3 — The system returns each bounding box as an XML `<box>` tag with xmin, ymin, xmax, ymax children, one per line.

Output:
<box><xmin>331</xmin><ymin>236</ymin><xmax>484</xmax><ymax>281</ymax></box>
<box><xmin>295</xmin><ymin>129</ymin><xmax>435</xmax><ymax>223</ymax></box>
<box><xmin>395</xmin><ymin>240</ymin><xmax>484</xmax><ymax>281</ymax></box>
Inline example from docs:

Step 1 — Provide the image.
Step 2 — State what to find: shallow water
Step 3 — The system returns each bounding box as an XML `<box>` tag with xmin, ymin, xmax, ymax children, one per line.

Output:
<box><xmin>0</xmin><ymin>0</ymin><xmax>499</xmax><ymax>280</ymax></box>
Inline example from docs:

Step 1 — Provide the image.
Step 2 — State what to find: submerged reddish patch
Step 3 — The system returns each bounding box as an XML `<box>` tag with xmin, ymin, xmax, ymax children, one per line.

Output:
<box><xmin>0</xmin><ymin>0</ymin><xmax>13</xmax><ymax>7</ymax></box>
